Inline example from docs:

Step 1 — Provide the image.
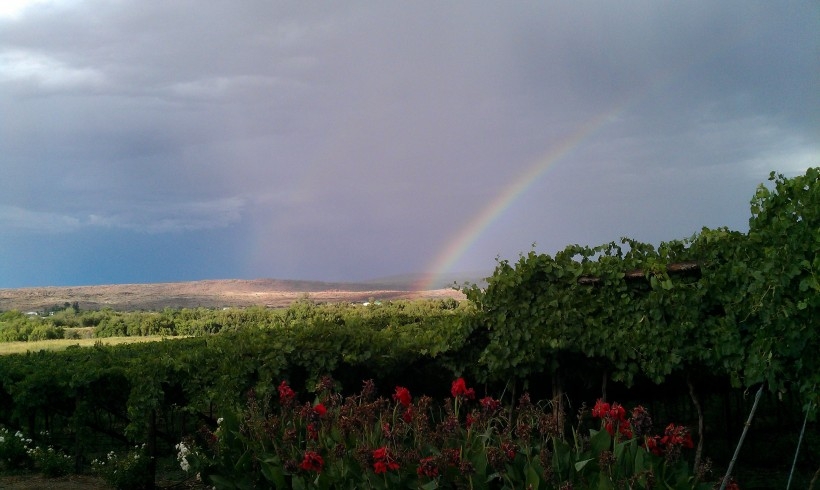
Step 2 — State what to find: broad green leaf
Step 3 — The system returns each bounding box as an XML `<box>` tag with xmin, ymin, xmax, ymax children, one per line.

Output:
<box><xmin>590</xmin><ymin>428</ymin><xmax>612</xmax><ymax>453</ymax></box>
<box><xmin>527</xmin><ymin>463</ymin><xmax>542</xmax><ymax>489</ymax></box>
<box><xmin>575</xmin><ymin>458</ymin><xmax>594</xmax><ymax>472</ymax></box>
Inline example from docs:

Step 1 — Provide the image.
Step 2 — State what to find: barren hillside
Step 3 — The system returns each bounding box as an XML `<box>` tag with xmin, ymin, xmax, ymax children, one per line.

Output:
<box><xmin>0</xmin><ymin>279</ymin><xmax>465</xmax><ymax>312</ymax></box>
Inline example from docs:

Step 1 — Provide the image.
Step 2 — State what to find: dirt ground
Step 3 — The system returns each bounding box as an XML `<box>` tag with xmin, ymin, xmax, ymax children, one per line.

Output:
<box><xmin>0</xmin><ymin>473</ymin><xmax>210</xmax><ymax>489</ymax></box>
<box><xmin>0</xmin><ymin>278</ymin><xmax>465</xmax><ymax>312</ymax></box>
<box><xmin>0</xmin><ymin>474</ymin><xmax>109</xmax><ymax>489</ymax></box>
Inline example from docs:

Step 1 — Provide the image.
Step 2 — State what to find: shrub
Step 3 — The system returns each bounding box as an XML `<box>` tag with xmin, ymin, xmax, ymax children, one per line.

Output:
<box><xmin>91</xmin><ymin>445</ymin><xmax>151</xmax><ymax>490</ymax></box>
<box><xmin>28</xmin><ymin>324</ymin><xmax>63</xmax><ymax>341</ymax></box>
<box><xmin>0</xmin><ymin>427</ymin><xmax>33</xmax><ymax>471</ymax></box>
<box><xmin>29</xmin><ymin>445</ymin><xmax>73</xmax><ymax>477</ymax></box>
<box><xmin>182</xmin><ymin>377</ymin><xmax>718</xmax><ymax>489</ymax></box>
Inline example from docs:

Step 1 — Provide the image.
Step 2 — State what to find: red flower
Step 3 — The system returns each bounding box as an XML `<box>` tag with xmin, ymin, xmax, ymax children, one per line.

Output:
<box><xmin>451</xmin><ymin>378</ymin><xmax>475</xmax><ymax>399</ymax></box>
<box><xmin>593</xmin><ymin>400</ymin><xmax>633</xmax><ymax>438</ymax></box>
<box><xmin>299</xmin><ymin>451</ymin><xmax>324</xmax><ymax>473</ymax></box>
<box><xmin>501</xmin><ymin>441</ymin><xmax>517</xmax><ymax>460</ymax></box>
<box><xmin>402</xmin><ymin>407</ymin><xmax>413</xmax><ymax>423</ymax></box>
<box><xmin>465</xmin><ymin>413</ymin><xmax>475</xmax><ymax>428</ymax></box>
<box><xmin>592</xmin><ymin>399</ymin><xmax>610</xmax><ymax>419</ymax></box>
<box><xmin>645</xmin><ymin>435</ymin><xmax>663</xmax><ymax>456</ymax></box>
<box><xmin>306</xmin><ymin>423</ymin><xmax>318</xmax><ymax>440</ymax></box>
<box><xmin>661</xmin><ymin>423</ymin><xmax>693</xmax><ymax>448</ymax></box>
<box><xmin>604</xmin><ymin>420</ymin><xmax>615</xmax><ymax>436</ymax></box>
<box><xmin>373</xmin><ymin>447</ymin><xmax>387</xmax><ymax>460</ymax></box>
<box><xmin>313</xmin><ymin>403</ymin><xmax>327</xmax><ymax>417</ymax></box>
<box><xmin>609</xmin><ymin>402</ymin><xmax>626</xmax><ymax>422</ymax></box>
<box><xmin>480</xmin><ymin>396</ymin><xmax>501</xmax><ymax>413</ymax></box>
<box><xmin>619</xmin><ymin>421</ymin><xmax>633</xmax><ymax>439</ymax></box>
<box><xmin>417</xmin><ymin>456</ymin><xmax>438</xmax><ymax>478</ymax></box>
<box><xmin>646</xmin><ymin>424</ymin><xmax>694</xmax><ymax>456</ymax></box>
<box><xmin>278</xmin><ymin>381</ymin><xmax>295</xmax><ymax>402</ymax></box>
<box><xmin>393</xmin><ymin>386</ymin><xmax>412</xmax><ymax>407</ymax></box>
<box><xmin>443</xmin><ymin>448</ymin><xmax>460</xmax><ymax>467</ymax></box>
<box><xmin>372</xmin><ymin>446</ymin><xmax>400</xmax><ymax>474</ymax></box>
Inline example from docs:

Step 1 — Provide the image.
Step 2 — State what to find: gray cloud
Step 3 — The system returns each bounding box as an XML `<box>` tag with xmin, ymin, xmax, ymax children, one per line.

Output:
<box><xmin>0</xmin><ymin>0</ymin><xmax>817</xmax><ymax>287</ymax></box>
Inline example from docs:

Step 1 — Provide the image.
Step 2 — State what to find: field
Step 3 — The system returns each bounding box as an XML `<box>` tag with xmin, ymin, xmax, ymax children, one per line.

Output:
<box><xmin>0</xmin><ymin>335</ymin><xmax>168</xmax><ymax>356</ymax></box>
<box><xmin>0</xmin><ymin>278</ymin><xmax>466</xmax><ymax>312</ymax></box>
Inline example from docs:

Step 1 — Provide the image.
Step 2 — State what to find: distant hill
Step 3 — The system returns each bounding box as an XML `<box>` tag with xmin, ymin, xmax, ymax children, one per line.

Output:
<box><xmin>0</xmin><ymin>278</ymin><xmax>466</xmax><ymax>312</ymax></box>
<box><xmin>363</xmin><ymin>271</ymin><xmax>491</xmax><ymax>290</ymax></box>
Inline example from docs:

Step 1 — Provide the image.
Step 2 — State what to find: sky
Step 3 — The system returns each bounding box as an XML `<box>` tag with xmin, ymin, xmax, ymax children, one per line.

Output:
<box><xmin>1</xmin><ymin>1</ymin><xmax>818</xmax><ymax>289</ymax></box>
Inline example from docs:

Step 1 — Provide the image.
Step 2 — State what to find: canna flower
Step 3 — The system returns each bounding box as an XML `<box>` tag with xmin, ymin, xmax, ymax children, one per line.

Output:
<box><xmin>501</xmin><ymin>441</ymin><xmax>517</xmax><ymax>460</ymax></box>
<box><xmin>372</xmin><ymin>446</ymin><xmax>388</xmax><ymax>461</ymax></box>
<box><xmin>618</xmin><ymin>421</ymin><xmax>633</xmax><ymax>439</ymax></box>
<box><xmin>661</xmin><ymin>424</ymin><xmax>694</xmax><ymax>449</ymax></box>
<box><xmin>402</xmin><ymin>407</ymin><xmax>413</xmax><ymax>423</ymax></box>
<box><xmin>450</xmin><ymin>378</ymin><xmax>475</xmax><ymax>400</ymax></box>
<box><xmin>592</xmin><ymin>399</ymin><xmax>610</xmax><ymax>419</ymax></box>
<box><xmin>278</xmin><ymin>381</ymin><xmax>296</xmax><ymax>402</ymax></box>
<box><xmin>393</xmin><ymin>386</ymin><xmax>412</xmax><ymax>407</ymax></box>
<box><xmin>609</xmin><ymin>402</ymin><xmax>626</xmax><ymax>422</ymax></box>
<box><xmin>299</xmin><ymin>451</ymin><xmax>324</xmax><ymax>473</ymax></box>
<box><xmin>313</xmin><ymin>403</ymin><xmax>327</xmax><ymax>417</ymax></box>
<box><xmin>417</xmin><ymin>456</ymin><xmax>439</xmax><ymax>478</ymax></box>
<box><xmin>645</xmin><ymin>435</ymin><xmax>663</xmax><ymax>456</ymax></box>
<box><xmin>372</xmin><ymin>446</ymin><xmax>400</xmax><ymax>474</ymax></box>
<box><xmin>307</xmin><ymin>423</ymin><xmax>318</xmax><ymax>441</ymax></box>
<box><xmin>480</xmin><ymin>396</ymin><xmax>501</xmax><ymax>413</ymax></box>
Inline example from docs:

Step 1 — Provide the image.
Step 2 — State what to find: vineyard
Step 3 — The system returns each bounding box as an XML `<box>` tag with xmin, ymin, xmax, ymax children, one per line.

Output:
<box><xmin>0</xmin><ymin>169</ymin><xmax>817</xmax><ymax>489</ymax></box>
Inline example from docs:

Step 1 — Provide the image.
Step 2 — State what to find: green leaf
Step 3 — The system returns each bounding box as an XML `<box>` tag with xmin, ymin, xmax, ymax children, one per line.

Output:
<box><xmin>209</xmin><ymin>474</ymin><xmax>240</xmax><ymax>489</ymax></box>
<box><xmin>527</xmin><ymin>463</ymin><xmax>542</xmax><ymax>488</ymax></box>
<box><xmin>574</xmin><ymin>457</ymin><xmax>594</xmax><ymax>472</ymax></box>
<box><xmin>260</xmin><ymin>458</ymin><xmax>287</xmax><ymax>488</ymax></box>
<box><xmin>597</xmin><ymin>471</ymin><xmax>615</xmax><ymax>490</ymax></box>
<box><xmin>589</xmin><ymin>428</ymin><xmax>612</xmax><ymax>453</ymax></box>
<box><xmin>291</xmin><ymin>475</ymin><xmax>306</xmax><ymax>490</ymax></box>
<box><xmin>634</xmin><ymin>449</ymin><xmax>645</xmax><ymax>474</ymax></box>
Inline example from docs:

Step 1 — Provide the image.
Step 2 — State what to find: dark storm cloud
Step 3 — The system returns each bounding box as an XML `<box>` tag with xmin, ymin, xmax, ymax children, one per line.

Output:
<box><xmin>0</xmin><ymin>0</ymin><xmax>817</xmax><ymax>287</ymax></box>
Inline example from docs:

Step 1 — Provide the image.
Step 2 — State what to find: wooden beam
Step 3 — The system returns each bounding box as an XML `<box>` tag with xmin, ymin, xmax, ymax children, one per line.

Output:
<box><xmin>577</xmin><ymin>261</ymin><xmax>700</xmax><ymax>285</ymax></box>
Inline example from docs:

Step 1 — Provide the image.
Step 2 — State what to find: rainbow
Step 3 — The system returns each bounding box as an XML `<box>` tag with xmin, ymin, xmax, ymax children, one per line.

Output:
<box><xmin>417</xmin><ymin>24</ymin><xmax>760</xmax><ymax>291</ymax></box>
<box><xmin>418</xmin><ymin>104</ymin><xmax>627</xmax><ymax>291</ymax></box>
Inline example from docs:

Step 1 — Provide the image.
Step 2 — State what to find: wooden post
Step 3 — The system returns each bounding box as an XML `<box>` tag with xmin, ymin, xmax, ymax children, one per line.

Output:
<box><xmin>687</xmin><ymin>375</ymin><xmax>704</xmax><ymax>473</ymax></box>
<box><xmin>553</xmin><ymin>371</ymin><xmax>564</xmax><ymax>429</ymax></box>
<box><xmin>144</xmin><ymin>409</ymin><xmax>157</xmax><ymax>490</ymax></box>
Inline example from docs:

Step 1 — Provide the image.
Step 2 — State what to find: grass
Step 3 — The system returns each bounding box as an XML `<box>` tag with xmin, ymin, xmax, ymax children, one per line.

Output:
<box><xmin>0</xmin><ymin>336</ymin><xmax>171</xmax><ymax>356</ymax></box>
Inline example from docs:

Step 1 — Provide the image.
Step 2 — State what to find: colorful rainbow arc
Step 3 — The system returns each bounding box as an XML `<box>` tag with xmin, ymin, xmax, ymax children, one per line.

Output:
<box><xmin>416</xmin><ymin>22</ymin><xmax>760</xmax><ymax>291</ymax></box>
<box><xmin>417</xmin><ymin>104</ymin><xmax>627</xmax><ymax>291</ymax></box>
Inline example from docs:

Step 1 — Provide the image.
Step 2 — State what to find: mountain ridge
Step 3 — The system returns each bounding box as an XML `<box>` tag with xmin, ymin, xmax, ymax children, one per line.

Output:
<box><xmin>0</xmin><ymin>278</ymin><xmax>466</xmax><ymax>312</ymax></box>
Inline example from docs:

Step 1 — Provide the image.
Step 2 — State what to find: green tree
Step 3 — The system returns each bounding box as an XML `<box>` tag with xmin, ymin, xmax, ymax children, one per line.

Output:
<box><xmin>741</xmin><ymin>168</ymin><xmax>820</xmax><ymax>407</ymax></box>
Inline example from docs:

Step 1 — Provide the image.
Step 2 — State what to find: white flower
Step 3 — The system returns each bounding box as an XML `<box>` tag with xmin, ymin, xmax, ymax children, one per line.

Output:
<box><xmin>176</xmin><ymin>442</ymin><xmax>192</xmax><ymax>472</ymax></box>
<box><xmin>217</xmin><ymin>417</ymin><xmax>224</xmax><ymax>425</ymax></box>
